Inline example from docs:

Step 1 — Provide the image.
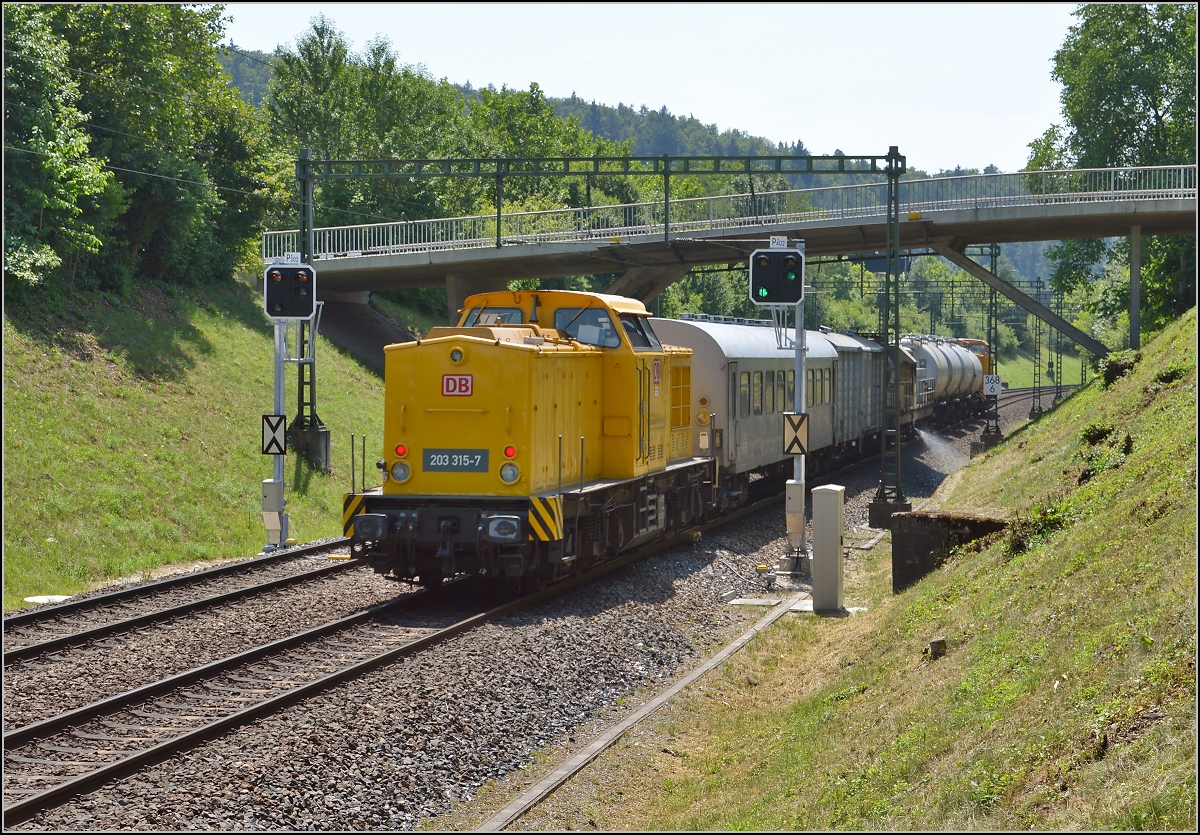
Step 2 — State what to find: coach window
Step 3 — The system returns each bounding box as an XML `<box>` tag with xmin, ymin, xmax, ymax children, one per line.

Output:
<box><xmin>765</xmin><ymin>370</ymin><xmax>775</xmax><ymax>413</ymax></box>
<box><xmin>823</xmin><ymin>369</ymin><xmax>832</xmax><ymax>404</ymax></box>
<box><xmin>752</xmin><ymin>371</ymin><xmax>764</xmax><ymax>415</ymax></box>
<box><xmin>787</xmin><ymin>371</ymin><xmax>795</xmax><ymax>408</ymax></box>
<box><xmin>776</xmin><ymin>372</ymin><xmax>786</xmax><ymax>412</ymax></box>
<box><xmin>739</xmin><ymin>372</ymin><xmax>751</xmax><ymax>417</ymax></box>
<box><xmin>806</xmin><ymin>369</ymin><xmax>815</xmax><ymax>408</ymax></box>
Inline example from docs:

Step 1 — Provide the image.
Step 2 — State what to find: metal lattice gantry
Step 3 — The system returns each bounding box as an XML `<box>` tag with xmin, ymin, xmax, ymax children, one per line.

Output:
<box><xmin>291</xmin><ymin>149</ymin><xmax>908</xmax><ymax>254</ymax></box>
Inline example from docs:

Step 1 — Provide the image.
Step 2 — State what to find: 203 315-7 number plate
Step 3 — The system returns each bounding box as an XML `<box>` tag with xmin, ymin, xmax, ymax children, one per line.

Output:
<box><xmin>423</xmin><ymin>448</ymin><xmax>489</xmax><ymax>472</ymax></box>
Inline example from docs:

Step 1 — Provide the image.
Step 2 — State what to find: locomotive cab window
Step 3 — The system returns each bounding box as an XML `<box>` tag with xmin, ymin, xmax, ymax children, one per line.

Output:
<box><xmin>463</xmin><ymin>306</ymin><xmax>523</xmax><ymax>326</ymax></box>
<box><xmin>554</xmin><ymin>307</ymin><xmax>621</xmax><ymax>348</ymax></box>
<box><xmin>620</xmin><ymin>314</ymin><xmax>662</xmax><ymax>351</ymax></box>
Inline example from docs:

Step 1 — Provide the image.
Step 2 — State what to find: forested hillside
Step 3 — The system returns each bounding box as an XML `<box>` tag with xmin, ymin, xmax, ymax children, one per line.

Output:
<box><xmin>7</xmin><ymin>5</ymin><xmax>1195</xmax><ymax>358</ymax></box>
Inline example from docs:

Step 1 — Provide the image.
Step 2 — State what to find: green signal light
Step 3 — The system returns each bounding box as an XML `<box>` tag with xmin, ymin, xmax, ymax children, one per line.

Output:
<box><xmin>785</xmin><ymin>271</ymin><xmax>797</xmax><ymax>280</ymax></box>
<box><xmin>757</xmin><ymin>287</ymin><xmax>770</xmax><ymax>298</ymax></box>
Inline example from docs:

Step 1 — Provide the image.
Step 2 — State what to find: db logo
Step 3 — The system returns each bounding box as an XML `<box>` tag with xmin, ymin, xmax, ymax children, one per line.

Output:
<box><xmin>442</xmin><ymin>374</ymin><xmax>473</xmax><ymax>396</ymax></box>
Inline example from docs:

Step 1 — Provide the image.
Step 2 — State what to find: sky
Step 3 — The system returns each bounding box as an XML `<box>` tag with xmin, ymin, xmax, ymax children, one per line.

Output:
<box><xmin>220</xmin><ymin>2</ymin><xmax>1080</xmax><ymax>174</ymax></box>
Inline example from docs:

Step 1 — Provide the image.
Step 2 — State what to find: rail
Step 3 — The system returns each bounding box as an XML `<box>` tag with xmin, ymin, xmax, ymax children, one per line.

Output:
<box><xmin>262</xmin><ymin>164</ymin><xmax>1196</xmax><ymax>262</ymax></box>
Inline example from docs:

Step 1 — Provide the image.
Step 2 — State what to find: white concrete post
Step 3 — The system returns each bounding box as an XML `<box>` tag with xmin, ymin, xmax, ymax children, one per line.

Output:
<box><xmin>812</xmin><ymin>484</ymin><xmax>845</xmax><ymax>613</ymax></box>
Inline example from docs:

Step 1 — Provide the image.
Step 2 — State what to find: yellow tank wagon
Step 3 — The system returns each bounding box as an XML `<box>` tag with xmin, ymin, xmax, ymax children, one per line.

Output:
<box><xmin>343</xmin><ymin>290</ymin><xmax>713</xmax><ymax>588</ymax></box>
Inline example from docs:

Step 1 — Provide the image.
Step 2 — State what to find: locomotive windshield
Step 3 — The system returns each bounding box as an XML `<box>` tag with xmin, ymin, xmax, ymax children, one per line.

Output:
<box><xmin>462</xmin><ymin>306</ymin><xmax>523</xmax><ymax>326</ymax></box>
<box><xmin>620</xmin><ymin>314</ymin><xmax>662</xmax><ymax>351</ymax></box>
<box><xmin>554</xmin><ymin>307</ymin><xmax>621</xmax><ymax>348</ymax></box>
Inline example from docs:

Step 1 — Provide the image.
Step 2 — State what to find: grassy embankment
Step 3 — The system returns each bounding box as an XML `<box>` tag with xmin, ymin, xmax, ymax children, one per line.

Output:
<box><xmin>3</xmin><ymin>279</ymin><xmax>386</xmax><ymax>611</ymax></box>
<box><xmin>507</xmin><ymin>309</ymin><xmax>1196</xmax><ymax>831</ymax></box>
<box><xmin>996</xmin><ymin>343</ymin><xmax>1087</xmax><ymax>390</ymax></box>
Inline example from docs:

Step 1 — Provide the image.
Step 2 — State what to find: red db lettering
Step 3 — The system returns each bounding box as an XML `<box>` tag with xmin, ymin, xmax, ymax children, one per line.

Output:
<box><xmin>442</xmin><ymin>374</ymin><xmax>473</xmax><ymax>396</ymax></box>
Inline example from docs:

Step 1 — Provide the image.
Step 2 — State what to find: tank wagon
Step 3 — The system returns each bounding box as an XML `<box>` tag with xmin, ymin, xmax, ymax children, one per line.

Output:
<box><xmin>343</xmin><ymin>289</ymin><xmax>990</xmax><ymax>588</ymax></box>
<box><xmin>901</xmin><ymin>334</ymin><xmax>987</xmax><ymax>426</ymax></box>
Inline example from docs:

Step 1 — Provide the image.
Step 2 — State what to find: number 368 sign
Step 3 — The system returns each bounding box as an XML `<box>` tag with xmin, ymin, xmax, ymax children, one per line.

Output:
<box><xmin>984</xmin><ymin>374</ymin><xmax>1002</xmax><ymax>396</ymax></box>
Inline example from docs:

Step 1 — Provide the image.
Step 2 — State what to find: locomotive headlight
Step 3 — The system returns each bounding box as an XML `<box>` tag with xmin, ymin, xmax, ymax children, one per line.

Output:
<box><xmin>450</xmin><ymin>347</ymin><xmax>464</xmax><ymax>364</ymax></box>
<box><xmin>696</xmin><ymin>408</ymin><xmax>712</xmax><ymax>426</ymax></box>
<box><xmin>390</xmin><ymin>461</ymin><xmax>411</xmax><ymax>482</ymax></box>
<box><xmin>499</xmin><ymin>462</ymin><xmax>520</xmax><ymax>484</ymax></box>
<box><xmin>352</xmin><ymin>513</ymin><xmax>388</xmax><ymax>542</ymax></box>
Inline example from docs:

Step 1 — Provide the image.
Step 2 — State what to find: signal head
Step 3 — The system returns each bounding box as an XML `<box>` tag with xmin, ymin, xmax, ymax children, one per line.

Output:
<box><xmin>263</xmin><ymin>263</ymin><xmax>318</xmax><ymax>320</ymax></box>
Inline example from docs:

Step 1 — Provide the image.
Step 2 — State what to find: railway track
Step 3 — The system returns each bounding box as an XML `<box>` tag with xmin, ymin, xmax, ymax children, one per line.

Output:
<box><xmin>2</xmin><ymin>580</ymin><xmax>476</xmax><ymax>827</ymax></box>
<box><xmin>2</xmin><ymin>490</ymin><xmax>780</xmax><ymax>828</ymax></box>
<box><xmin>3</xmin><ymin>541</ymin><xmax>355</xmax><ymax>665</ymax></box>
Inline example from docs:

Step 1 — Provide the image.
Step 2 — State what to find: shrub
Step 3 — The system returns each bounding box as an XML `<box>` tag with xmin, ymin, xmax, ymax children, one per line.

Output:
<box><xmin>1080</xmin><ymin>422</ymin><xmax>1114</xmax><ymax>445</ymax></box>
<box><xmin>1004</xmin><ymin>497</ymin><xmax>1074</xmax><ymax>557</ymax></box>
<box><xmin>1100</xmin><ymin>350</ymin><xmax>1141</xmax><ymax>388</ymax></box>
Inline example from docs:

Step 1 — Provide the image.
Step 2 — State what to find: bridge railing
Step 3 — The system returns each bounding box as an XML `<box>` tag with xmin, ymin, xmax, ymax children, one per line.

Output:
<box><xmin>262</xmin><ymin>164</ymin><xmax>1195</xmax><ymax>262</ymax></box>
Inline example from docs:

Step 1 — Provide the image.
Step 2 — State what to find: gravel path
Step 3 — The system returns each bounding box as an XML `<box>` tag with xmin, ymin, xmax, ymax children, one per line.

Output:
<box><xmin>9</xmin><ymin>401</ymin><xmax>1040</xmax><ymax>831</ymax></box>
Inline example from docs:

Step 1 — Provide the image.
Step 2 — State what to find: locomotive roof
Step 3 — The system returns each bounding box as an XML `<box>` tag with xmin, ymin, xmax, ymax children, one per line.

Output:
<box><xmin>460</xmin><ymin>289</ymin><xmax>651</xmax><ymax>317</ymax></box>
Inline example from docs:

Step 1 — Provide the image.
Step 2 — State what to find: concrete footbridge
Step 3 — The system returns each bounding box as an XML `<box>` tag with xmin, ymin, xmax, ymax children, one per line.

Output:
<box><xmin>262</xmin><ymin>163</ymin><xmax>1195</xmax><ymax>353</ymax></box>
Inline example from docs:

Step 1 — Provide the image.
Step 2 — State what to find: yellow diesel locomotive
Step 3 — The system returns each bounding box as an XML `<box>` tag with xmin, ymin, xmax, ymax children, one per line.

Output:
<box><xmin>343</xmin><ymin>290</ymin><xmax>713</xmax><ymax>587</ymax></box>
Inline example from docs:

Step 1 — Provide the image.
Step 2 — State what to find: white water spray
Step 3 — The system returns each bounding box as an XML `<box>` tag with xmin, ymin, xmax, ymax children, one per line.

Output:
<box><xmin>914</xmin><ymin>427</ymin><xmax>970</xmax><ymax>474</ymax></box>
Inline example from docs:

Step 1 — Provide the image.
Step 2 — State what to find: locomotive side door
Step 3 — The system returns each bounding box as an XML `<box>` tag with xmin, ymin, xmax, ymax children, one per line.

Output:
<box><xmin>637</xmin><ymin>359</ymin><xmax>650</xmax><ymax>462</ymax></box>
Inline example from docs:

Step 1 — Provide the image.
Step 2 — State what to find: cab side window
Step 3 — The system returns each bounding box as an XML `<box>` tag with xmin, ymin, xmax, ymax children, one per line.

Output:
<box><xmin>554</xmin><ymin>308</ymin><xmax>620</xmax><ymax>348</ymax></box>
<box><xmin>619</xmin><ymin>314</ymin><xmax>662</xmax><ymax>350</ymax></box>
<box><xmin>464</xmin><ymin>306</ymin><xmax>523</xmax><ymax>325</ymax></box>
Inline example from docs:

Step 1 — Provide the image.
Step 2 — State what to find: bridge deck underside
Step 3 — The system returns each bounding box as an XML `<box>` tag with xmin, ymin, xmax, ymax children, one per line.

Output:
<box><xmin>310</xmin><ymin>199</ymin><xmax>1195</xmax><ymax>300</ymax></box>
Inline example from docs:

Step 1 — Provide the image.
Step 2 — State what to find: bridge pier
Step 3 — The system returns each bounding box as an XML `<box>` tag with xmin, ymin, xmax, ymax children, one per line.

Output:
<box><xmin>602</xmin><ymin>263</ymin><xmax>694</xmax><ymax>306</ymax></box>
<box><xmin>446</xmin><ymin>274</ymin><xmax>511</xmax><ymax>323</ymax></box>
<box><xmin>1130</xmin><ymin>225</ymin><xmax>1141</xmax><ymax>349</ymax></box>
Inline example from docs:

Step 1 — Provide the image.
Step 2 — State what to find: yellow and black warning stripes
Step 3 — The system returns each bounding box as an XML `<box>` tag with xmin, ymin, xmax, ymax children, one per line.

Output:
<box><xmin>342</xmin><ymin>493</ymin><xmax>367</xmax><ymax>537</ymax></box>
<box><xmin>528</xmin><ymin>496</ymin><xmax>564</xmax><ymax>541</ymax></box>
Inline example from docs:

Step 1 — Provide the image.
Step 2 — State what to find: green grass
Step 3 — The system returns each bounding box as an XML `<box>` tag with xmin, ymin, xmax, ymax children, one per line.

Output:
<box><xmin>3</xmin><ymin>279</ymin><xmax>386</xmax><ymax>610</ymax></box>
<box><xmin>370</xmin><ymin>292</ymin><xmax>447</xmax><ymax>337</ymax></box>
<box><xmin>995</xmin><ymin>344</ymin><xmax>1087</xmax><ymax>390</ymax></box>
<box><xmin>537</xmin><ymin>308</ymin><xmax>1197</xmax><ymax>831</ymax></box>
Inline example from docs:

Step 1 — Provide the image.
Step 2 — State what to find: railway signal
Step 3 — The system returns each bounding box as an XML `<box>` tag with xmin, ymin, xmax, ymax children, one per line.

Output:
<box><xmin>264</xmin><ymin>264</ymin><xmax>316</xmax><ymax>319</ymax></box>
<box><xmin>748</xmin><ymin>248</ymin><xmax>805</xmax><ymax>305</ymax></box>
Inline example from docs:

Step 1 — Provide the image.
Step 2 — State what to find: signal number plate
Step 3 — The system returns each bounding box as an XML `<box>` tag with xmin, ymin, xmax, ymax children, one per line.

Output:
<box><xmin>423</xmin><ymin>448</ymin><xmax>489</xmax><ymax>472</ymax></box>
